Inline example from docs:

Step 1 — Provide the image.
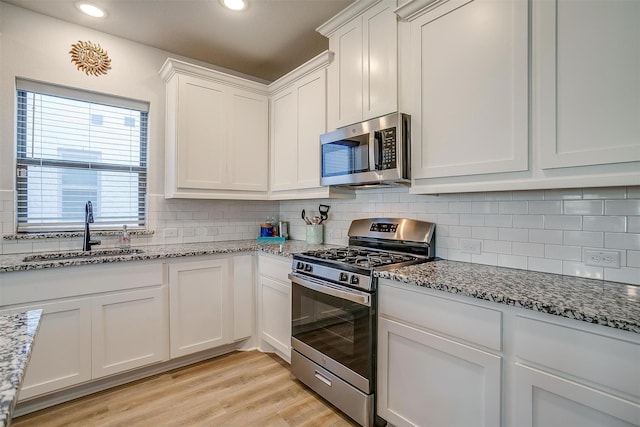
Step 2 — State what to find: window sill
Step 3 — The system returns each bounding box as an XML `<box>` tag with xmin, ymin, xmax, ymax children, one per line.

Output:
<box><xmin>3</xmin><ymin>229</ymin><xmax>155</xmax><ymax>241</ymax></box>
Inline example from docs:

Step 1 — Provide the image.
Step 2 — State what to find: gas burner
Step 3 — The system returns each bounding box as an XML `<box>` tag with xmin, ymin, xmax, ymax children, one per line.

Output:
<box><xmin>300</xmin><ymin>247</ymin><xmax>420</xmax><ymax>269</ymax></box>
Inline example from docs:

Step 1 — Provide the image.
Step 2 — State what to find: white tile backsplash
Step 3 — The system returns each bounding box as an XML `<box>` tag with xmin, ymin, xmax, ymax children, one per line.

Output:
<box><xmin>2</xmin><ymin>185</ymin><xmax>639</xmax><ymax>286</ymax></box>
<box><xmin>278</xmin><ymin>185</ymin><xmax>640</xmax><ymax>285</ymax></box>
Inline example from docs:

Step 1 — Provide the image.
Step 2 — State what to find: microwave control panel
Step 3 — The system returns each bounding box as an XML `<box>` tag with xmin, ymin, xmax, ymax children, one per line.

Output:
<box><xmin>377</xmin><ymin>127</ymin><xmax>397</xmax><ymax>170</ymax></box>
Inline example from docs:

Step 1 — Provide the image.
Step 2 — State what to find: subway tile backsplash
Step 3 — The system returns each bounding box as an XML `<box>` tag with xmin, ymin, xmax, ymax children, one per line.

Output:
<box><xmin>1</xmin><ymin>186</ymin><xmax>638</xmax><ymax>285</ymax></box>
<box><xmin>280</xmin><ymin>186</ymin><xmax>640</xmax><ymax>285</ymax></box>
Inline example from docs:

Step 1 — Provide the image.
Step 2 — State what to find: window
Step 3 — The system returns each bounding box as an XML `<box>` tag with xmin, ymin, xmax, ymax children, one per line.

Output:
<box><xmin>16</xmin><ymin>79</ymin><xmax>149</xmax><ymax>232</ymax></box>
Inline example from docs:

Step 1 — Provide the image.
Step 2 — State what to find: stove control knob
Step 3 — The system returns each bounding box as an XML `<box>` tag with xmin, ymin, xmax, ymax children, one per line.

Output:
<box><xmin>296</xmin><ymin>262</ymin><xmax>304</xmax><ymax>270</ymax></box>
<box><xmin>304</xmin><ymin>264</ymin><xmax>313</xmax><ymax>273</ymax></box>
<box><xmin>339</xmin><ymin>272</ymin><xmax>349</xmax><ymax>282</ymax></box>
<box><xmin>350</xmin><ymin>276</ymin><xmax>360</xmax><ymax>285</ymax></box>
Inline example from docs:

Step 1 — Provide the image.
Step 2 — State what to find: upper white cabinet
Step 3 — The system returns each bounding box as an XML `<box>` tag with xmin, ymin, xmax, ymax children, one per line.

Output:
<box><xmin>400</xmin><ymin>0</ymin><xmax>639</xmax><ymax>194</ymax></box>
<box><xmin>268</xmin><ymin>52</ymin><xmax>355</xmax><ymax>200</ymax></box>
<box><xmin>535</xmin><ymin>0</ymin><xmax>640</xmax><ymax>170</ymax></box>
<box><xmin>398</xmin><ymin>0</ymin><xmax>528</xmax><ymax>183</ymax></box>
<box><xmin>318</xmin><ymin>0</ymin><xmax>398</xmax><ymax>129</ymax></box>
<box><xmin>160</xmin><ymin>59</ymin><xmax>269</xmax><ymax>199</ymax></box>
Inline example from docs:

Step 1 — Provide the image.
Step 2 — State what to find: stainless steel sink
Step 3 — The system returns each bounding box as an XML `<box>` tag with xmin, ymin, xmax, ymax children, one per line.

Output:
<box><xmin>22</xmin><ymin>248</ymin><xmax>145</xmax><ymax>262</ymax></box>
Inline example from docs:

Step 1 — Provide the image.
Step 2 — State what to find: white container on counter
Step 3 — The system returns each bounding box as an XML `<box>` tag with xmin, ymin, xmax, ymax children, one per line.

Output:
<box><xmin>306</xmin><ymin>225</ymin><xmax>323</xmax><ymax>244</ymax></box>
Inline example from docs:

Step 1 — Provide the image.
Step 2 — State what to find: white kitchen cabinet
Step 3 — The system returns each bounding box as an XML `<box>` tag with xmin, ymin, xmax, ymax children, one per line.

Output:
<box><xmin>0</xmin><ymin>261</ymin><xmax>167</xmax><ymax>401</ymax></box>
<box><xmin>400</xmin><ymin>0</ymin><xmax>639</xmax><ymax>194</ymax></box>
<box><xmin>159</xmin><ymin>58</ymin><xmax>269</xmax><ymax>199</ymax></box>
<box><xmin>399</xmin><ymin>0</ymin><xmax>528</xmax><ymax>183</ymax></box>
<box><xmin>535</xmin><ymin>0</ymin><xmax>640</xmax><ymax>171</ymax></box>
<box><xmin>12</xmin><ymin>298</ymin><xmax>92</xmax><ymax>400</ymax></box>
<box><xmin>168</xmin><ymin>258</ymin><xmax>231</xmax><ymax>358</ymax></box>
<box><xmin>257</xmin><ymin>254</ymin><xmax>292</xmax><ymax>362</ymax></box>
<box><xmin>268</xmin><ymin>52</ymin><xmax>355</xmax><ymax>200</ymax></box>
<box><xmin>232</xmin><ymin>253</ymin><xmax>254</xmax><ymax>341</ymax></box>
<box><xmin>91</xmin><ymin>287</ymin><xmax>166</xmax><ymax>378</ymax></box>
<box><xmin>377</xmin><ymin>281</ymin><xmax>502</xmax><ymax>426</ymax></box>
<box><xmin>512</xmin><ymin>315</ymin><xmax>640</xmax><ymax>427</ymax></box>
<box><xmin>318</xmin><ymin>0</ymin><xmax>398</xmax><ymax>129</ymax></box>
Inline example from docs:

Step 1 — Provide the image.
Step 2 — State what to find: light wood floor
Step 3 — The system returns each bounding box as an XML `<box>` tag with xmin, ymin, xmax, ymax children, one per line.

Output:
<box><xmin>13</xmin><ymin>351</ymin><xmax>359</xmax><ymax>427</ymax></box>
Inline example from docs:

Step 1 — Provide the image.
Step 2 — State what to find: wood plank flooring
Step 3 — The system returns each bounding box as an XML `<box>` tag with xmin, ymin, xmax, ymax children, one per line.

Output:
<box><xmin>13</xmin><ymin>351</ymin><xmax>359</xmax><ymax>427</ymax></box>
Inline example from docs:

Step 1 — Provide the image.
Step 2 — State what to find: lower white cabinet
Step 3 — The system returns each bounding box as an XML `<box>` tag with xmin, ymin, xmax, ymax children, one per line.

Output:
<box><xmin>257</xmin><ymin>254</ymin><xmax>291</xmax><ymax>362</ymax></box>
<box><xmin>91</xmin><ymin>287</ymin><xmax>166</xmax><ymax>378</ymax></box>
<box><xmin>168</xmin><ymin>258</ymin><xmax>231</xmax><ymax>358</ymax></box>
<box><xmin>168</xmin><ymin>254</ymin><xmax>255</xmax><ymax>358</ymax></box>
<box><xmin>511</xmin><ymin>315</ymin><xmax>640</xmax><ymax>427</ymax></box>
<box><xmin>377</xmin><ymin>282</ymin><xmax>502</xmax><ymax>427</ymax></box>
<box><xmin>378</xmin><ymin>279</ymin><xmax>640</xmax><ymax>427</ymax></box>
<box><xmin>513</xmin><ymin>364</ymin><xmax>639</xmax><ymax>427</ymax></box>
<box><xmin>12</xmin><ymin>298</ymin><xmax>92</xmax><ymax>400</ymax></box>
<box><xmin>0</xmin><ymin>262</ymin><xmax>167</xmax><ymax>401</ymax></box>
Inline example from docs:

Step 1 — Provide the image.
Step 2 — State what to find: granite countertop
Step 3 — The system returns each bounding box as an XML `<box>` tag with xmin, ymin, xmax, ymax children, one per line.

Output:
<box><xmin>0</xmin><ymin>310</ymin><xmax>42</xmax><ymax>427</ymax></box>
<box><xmin>0</xmin><ymin>240</ymin><xmax>335</xmax><ymax>273</ymax></box>
<box><xmin>376</xmin><ymin>260</ymin><xmax>640</xmax><ymax>334</ymax></box>
<box><xmin>1</xmin><ymin>240</ymin><xmax>638</xmax><ymax>335</ymax></box>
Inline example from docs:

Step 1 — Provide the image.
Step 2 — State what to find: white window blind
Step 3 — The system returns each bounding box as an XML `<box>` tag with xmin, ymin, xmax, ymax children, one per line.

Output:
<box><xmin>16</xmin><ymin>79</ymin><xmax>149</xmax><ymax>232</ymax></box>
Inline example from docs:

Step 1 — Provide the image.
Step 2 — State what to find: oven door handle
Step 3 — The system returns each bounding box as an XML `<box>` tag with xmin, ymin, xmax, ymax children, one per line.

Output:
<box><xmin>289</xmin><ymin>273</ymin><xmax>371</xmax><ymax>307</ymax></box>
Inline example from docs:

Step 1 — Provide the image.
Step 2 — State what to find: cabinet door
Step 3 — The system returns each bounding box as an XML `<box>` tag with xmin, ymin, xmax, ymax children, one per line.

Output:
<box><xmin>362</xmin><ymin>0</ymin><xmax>397</xmax><ymax>121</ymax></box>
<box><xmin>227</xmin><ymin>88</ymin><xmax>269</xmax><ymax>191</ymax></box>
<box><xmin>410</xmin><ymin>0</ymin><xmax>528</xmax><ymax>179</ymax></box>
<box><xmin>176</xmin><ymin>74</ymin><xmax>228</xmax><ymax>190</ymax></box>
<box><xmin>258</xmin><ymin>275</ymin><xmax>291</xmax><ymax>362</ymax></box>
<box><xmin>296</xmin><ymin>69</ymin><xmax>327</xmax><ymax>189</ymax></box>
<box><xmin>328</xmin><ymin>16</ymin><xmax>364</xmax><ymax>128</ymax></box>
<box><xmin>14</xmin><ymin>298</ymin><xmax>92</xmax><ymax>400</ymax></box>
<box><xmin>270</xmin><ymin>86</ymin><xmax>299</xmax><ymax>191</ymax></box>
<box><xmin>91</xmin><ymin>287</ymin><xmax>167</xmax><ymax>378</ymax></box>
<box><xmin>536</xmin><ymin>0</ymin><xmax>640</xmax><ymax>169</ymax></box>
<box><xmin>327</xmin><ymin>1</ymin><xmax>398</xmax><ymax>129</ymax></box>
<box><xmin>513</xmin><ymin>364</ymin><xmax>640</xmax><ymax>427</ymax></box>
<box><xmin>169</xmin><ymin>259</ymin><xmax>230</xmax><ymax>358</ymax></box>
<box><xmin>377</xmin><ymin>317</ymin><xmax>501</xmax><ymax>427</ymax></box>
<box><xmin>232</xmin><ymin>254</ymin><xmax>254</xmax><ymax>341</ymax></box>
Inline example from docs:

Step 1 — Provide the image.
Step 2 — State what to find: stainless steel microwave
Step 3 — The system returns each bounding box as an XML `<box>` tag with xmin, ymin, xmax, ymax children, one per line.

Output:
<box><xmin>320</xmin><ymin>112</ymin><xmax>410</xmax><ymax>188</ymax></box>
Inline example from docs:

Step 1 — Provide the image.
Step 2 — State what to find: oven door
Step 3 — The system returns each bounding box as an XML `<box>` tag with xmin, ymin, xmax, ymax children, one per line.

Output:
<box><xmin>289</xmin><ymin>272</ymin><xmax>375</xmax><ymax>394</ymax></box>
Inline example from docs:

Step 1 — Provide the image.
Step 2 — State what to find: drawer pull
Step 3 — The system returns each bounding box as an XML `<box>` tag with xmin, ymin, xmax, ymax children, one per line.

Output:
<box><xmin>314</xmin><ymin>371</ymin><xmax>332</xmax><ymax>387</ymax></box>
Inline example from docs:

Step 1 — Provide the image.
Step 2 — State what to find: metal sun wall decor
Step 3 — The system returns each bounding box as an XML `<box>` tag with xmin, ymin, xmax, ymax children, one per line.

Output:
<box><xmin>69</xmin><ymin>40</ymin><xmax>112</xmax><ymax>76</ymax></box>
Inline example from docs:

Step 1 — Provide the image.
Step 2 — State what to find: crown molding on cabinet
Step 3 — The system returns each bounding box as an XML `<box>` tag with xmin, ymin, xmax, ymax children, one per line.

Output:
<box><xmin>159</xmin><ymin>58</ymin><xmax>268</xmax><ymax>95</ymax></box>
<box><xmin>268</xmin><ymin>50</ymin><xmax>334</xmax><ymax>94</ymax></box>
<box><xmin>316</xmin><ymin>0</ymin><xmax>382</xmax><ymax>37</ymax></box>
<box><xmin>394</xmin><ymin>0</ymin><xmax>453</xmax><ymax>21</ymax></box>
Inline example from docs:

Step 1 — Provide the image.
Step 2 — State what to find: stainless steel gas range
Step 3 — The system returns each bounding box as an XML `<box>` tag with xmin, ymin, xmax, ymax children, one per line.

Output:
<box><xmin>288</xmin><ymin>218</ymin><xmax>436</xmax><ymax>427</ymax></box>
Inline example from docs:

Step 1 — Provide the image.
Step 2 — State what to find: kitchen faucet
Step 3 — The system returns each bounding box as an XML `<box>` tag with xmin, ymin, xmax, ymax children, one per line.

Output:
<box><xmin>83</xmin><ymin>201</ymin><xmax>101</xmax><ymax>251</ymax></box>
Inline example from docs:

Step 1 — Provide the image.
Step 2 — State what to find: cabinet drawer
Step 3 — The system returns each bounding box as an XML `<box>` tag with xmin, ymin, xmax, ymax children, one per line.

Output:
<box><xmin>259</xmin><ymin>254</ymin><xmax>291</xmax><ymax>283</ymax></box>
<box><xmin>379</xmin><ymin>281</ymin><xmax>502</xmax><ymax>351</ymax></box>
<box><xmin>1</xmin><ymin>262</ymin><xmax>164</xmax><ymax>306</ymax></box>
<box><xmin>514</xmin><ymin>315</ymin><xmax>640</xmax><ymax>399</ymax></box>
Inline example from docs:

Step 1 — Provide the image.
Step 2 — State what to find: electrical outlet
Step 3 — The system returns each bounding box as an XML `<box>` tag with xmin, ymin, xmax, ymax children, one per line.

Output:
<box><xmin>164</xmin><ymin>228</ymin><xmax>178</xmax><ymax>238</ymax></box>
<box><xmin>584</xmin><ymin>249</ymin><xmax>620</xmax><ymax>268</ymax></box>
<box><xmin>460</xmin><ymin>239</ymin><xmax>482</xmax><ymax>255</ymax></box>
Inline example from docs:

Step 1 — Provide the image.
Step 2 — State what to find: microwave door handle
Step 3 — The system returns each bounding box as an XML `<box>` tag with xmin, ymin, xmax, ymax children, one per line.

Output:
<box><xmin>372</xmin><ymin>131</ymin><xmax>383</xmax><ymax>171</ymax></box>
<box><xmin>368</xmin><ymin>132</ymin><xmax>377</xmax><ymax>172</ymax></box>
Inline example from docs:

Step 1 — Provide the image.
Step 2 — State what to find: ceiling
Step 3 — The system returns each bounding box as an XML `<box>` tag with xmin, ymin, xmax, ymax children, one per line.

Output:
<box><xmin>2</xmin><ymin>0</ymin><xmax>354</xmax><ymax>82</ymax></box>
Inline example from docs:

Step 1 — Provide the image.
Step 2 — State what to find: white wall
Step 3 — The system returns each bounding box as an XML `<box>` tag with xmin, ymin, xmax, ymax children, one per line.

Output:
<box><xmin>280</xmin><ymin>186</ymin><xmax>640</xmax><ymax>285</ymax></box>
<box><xmin>0</xmin><ymin>3</ymin><xmax>278</xmax><ymax>254</ymax></box>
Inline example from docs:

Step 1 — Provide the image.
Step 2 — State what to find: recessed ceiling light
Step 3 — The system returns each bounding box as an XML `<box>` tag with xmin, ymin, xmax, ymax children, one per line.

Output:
<box><xmin>220</xmin><ymin>0</ymin><xmax>248</xmax><ymax>11</ymax></box>
<box><xmin>75</xmin><ymin>2</ymin><xmax>106</xmax><ymax>18</ymax></box>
